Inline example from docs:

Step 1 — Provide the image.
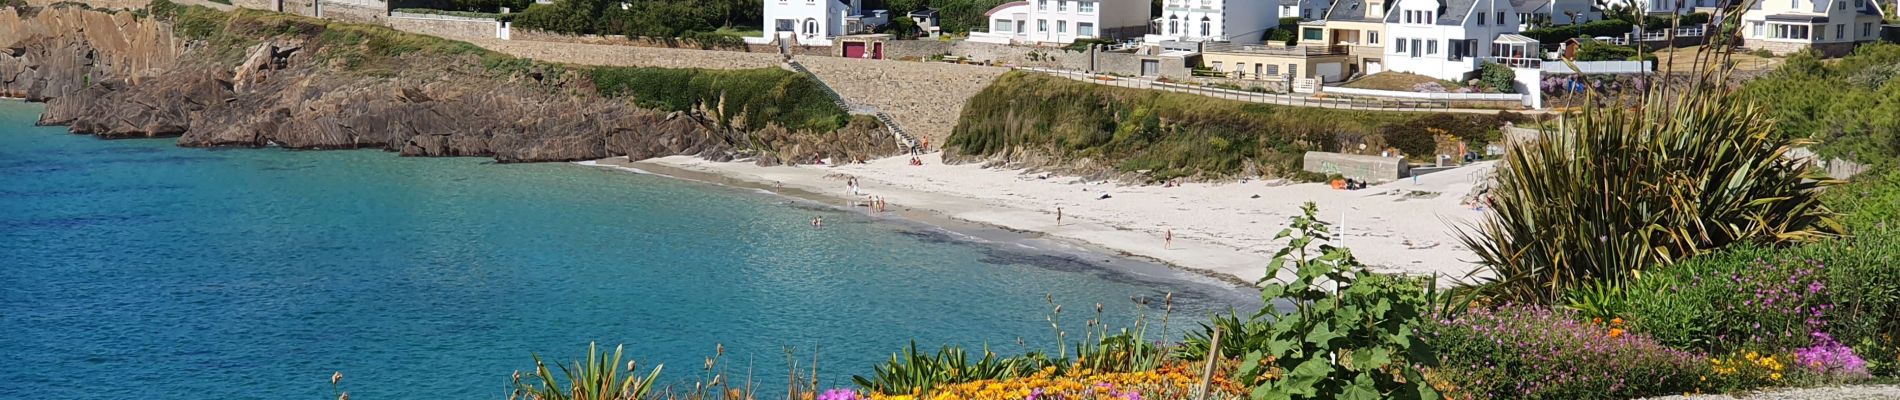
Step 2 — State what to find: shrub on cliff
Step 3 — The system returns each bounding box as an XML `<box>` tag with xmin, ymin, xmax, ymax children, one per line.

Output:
<box><xmin>590</xmin><ymin>67</ymin><xmax>846</xmax><ymax>133</ymax></box>
<box><xmin>946</xmin><ymin>72</ymin><xmax>1515</xmax><ymax>180</ymax></box>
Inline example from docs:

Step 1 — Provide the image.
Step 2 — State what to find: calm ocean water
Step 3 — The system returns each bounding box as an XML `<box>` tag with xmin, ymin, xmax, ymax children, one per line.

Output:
<box><xmin>0</xmin><ymin>100</ymin><xmax>1260</xmax><ymax>399</ymax></box>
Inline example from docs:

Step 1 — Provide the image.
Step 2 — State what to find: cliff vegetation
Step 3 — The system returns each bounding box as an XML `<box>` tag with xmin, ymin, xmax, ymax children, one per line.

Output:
<box><xmin>945</xmin><ymin>71</ymin><xmax>1520</xmax><ymax>181</ymax></box>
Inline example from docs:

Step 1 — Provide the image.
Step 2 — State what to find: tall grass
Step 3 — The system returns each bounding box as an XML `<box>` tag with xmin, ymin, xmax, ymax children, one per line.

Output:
<box><xmin>1458</xmin><ymin>22</ymin><xmax>1844</xmax><ymax>303</ymax></box>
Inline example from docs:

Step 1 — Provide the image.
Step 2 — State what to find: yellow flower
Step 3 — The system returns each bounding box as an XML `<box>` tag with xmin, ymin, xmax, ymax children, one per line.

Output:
<box><xmin>1770</xmin><ymin>372</ymin><xmax>1783</xmax><ymax>380</ymax></box>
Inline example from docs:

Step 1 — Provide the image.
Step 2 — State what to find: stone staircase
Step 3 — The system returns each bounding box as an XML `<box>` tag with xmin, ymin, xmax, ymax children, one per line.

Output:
<box><xmin>785</xmin><ymin>57</ymin><xmax>920</xmax><ymax>155</ymax></box>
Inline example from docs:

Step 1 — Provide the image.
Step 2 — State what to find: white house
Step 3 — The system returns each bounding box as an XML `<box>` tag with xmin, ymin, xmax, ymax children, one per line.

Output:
<box><xmin>757</xmin><ymin>0</ymin><xmax>884</xmax><ymax>46</ymax></box>
<box><xmin>1282</xmin><ymin>0</ymin><xmax>1335</xmax><ymax>20</ymax></box>
<box><xmin>1510</xmin><ymin>0</ymin><xmax>1602</xmax><ymax>27</ymax></box>
<box><xmin>969</xmin><ymin>0</ymin><xmax>1151</xmax><ymax>44</ymax></box>
<box><xmin>1740</xmin><ymin>0</ymin><xmax>1886</xmax><ymax>55</ymax></box>
<box><xmin>1146</xmin><ymin>0</ymin><xmax>1280</xmax><ymax>43</ymax></box>
<box><xmin>1382</xmin><ymin>0</ymin><xmax>1532</xmax><ymax>80</ymax></box>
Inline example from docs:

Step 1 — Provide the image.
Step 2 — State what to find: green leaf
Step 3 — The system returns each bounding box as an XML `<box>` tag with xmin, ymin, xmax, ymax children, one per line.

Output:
<box><xmin>1352</xmin><ymin>348</ymin><xmax>1393</xmax><ymax>371</ymax></box>
<box><xmin>1282</xmin><ymin>358</ymin><xmax>1334</xmax><ymax>396</ymax></box>
<box><xmin>1340</xmin><ymin>375</ymin><xmax>1381</xmax><ymax>400</ymax></box>
<box><xmin>1253</xmin><ymin>382</ymin><xmax>1291</xmax><ymax>400</ymax></box>
<box><xmin>1303</xmin><ymin>322</ymin><xmax>1343</xmax><ymax>346</ymax></box>
<box><xmin>1266</xmin><ymin>338</ymin><xmax>1298</xmax><ymax>358</ymax></box>
<box><xmin>1237</xmin><ymin>351</ymin><xmax>1264</xmax><ymax>377</ymax></box>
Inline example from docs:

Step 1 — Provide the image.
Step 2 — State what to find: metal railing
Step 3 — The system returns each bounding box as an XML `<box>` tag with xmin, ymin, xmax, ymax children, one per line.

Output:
<box><xmin>1488</xmin><ymin>56</ymin><xmax>1542</xmax><ymax>68</ymax></box>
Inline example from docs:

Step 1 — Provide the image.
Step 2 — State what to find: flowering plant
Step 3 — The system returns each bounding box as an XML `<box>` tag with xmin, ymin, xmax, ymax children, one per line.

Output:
<box><xmin>1793</xmin><ymin>332</ymin><xmax>1870</xmax><ymax>381</ymax></box>
<box><xmin>1425</xmin><ymin>305</ymin><xmax>1707</xmax><ymax>399</ymax></box>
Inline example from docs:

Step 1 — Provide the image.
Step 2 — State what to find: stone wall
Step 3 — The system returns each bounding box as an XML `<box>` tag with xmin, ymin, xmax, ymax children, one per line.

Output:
<box><xmin>229</xmin><ymin>0</ymin><xmax>276</xmax><ymax>10</ymax></box>
<box><xmin>1303</xmin><ymin>152</ymin><xmax>1409</xmax><ymax>181</ymax></box>
<box><xmin>510</xmin><ymin>29</ymin><xmax>761</xmax><ymax>52</ymax></box>
<box><xmin>795</xmin><ymin>56</ymin><xmax>1008</xmax><ymax>144</ymax></box>
<box><xmin>1743</xmin><ymin>39</ymin><xmax>1860</xmax><ymax>57</ymax></box>
<box><xmin>387</xmin><ymin>14</ymin><xmax>494</xmax><ymax>41</ymax></box>
<box><xmin>880</xmin><ymin>40</ymin><xmax>1093</xmax><ymax>70</ymax></box>
<box><xmin>1095</xmin><ymin>51</ymin><xmax>1195</xmax><ymax>79</ymax></box>
<box><xmin>464</xmin><ymin>37</ymin><xmax>783</xmax><ymax>69</ymax></box>
<box><xmin>318</xmin><ymin>1</ymin><xmax>388</xmax><ymax>24</ymax></box>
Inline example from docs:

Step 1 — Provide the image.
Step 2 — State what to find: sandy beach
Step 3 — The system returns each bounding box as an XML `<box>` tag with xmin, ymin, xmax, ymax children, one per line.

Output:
<box><xmin>591</xmin><ymin>154</ymin><xmax>1497</xmax><ymax>285</ymax></box>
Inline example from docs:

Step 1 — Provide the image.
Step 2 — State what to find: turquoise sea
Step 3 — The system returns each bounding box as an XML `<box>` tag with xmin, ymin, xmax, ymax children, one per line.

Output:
<box><xmin>0</xmin><ymin>100</ymin><xmax>1260</xmax><ymax>399</ymax></box>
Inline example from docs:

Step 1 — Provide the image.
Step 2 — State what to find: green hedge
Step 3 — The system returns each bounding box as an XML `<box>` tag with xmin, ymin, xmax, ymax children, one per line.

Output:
<box><xmin>1522</xmin><ymin>19</ymin><xmax>1635</xmax><ymax>44</ymax></box>
<box><xmin>945</xmin><ymin>72</ymin><xmax>1514</xmax><ymax>180</ymax></box>
<box><xmin>589</xmin><ymin>67</ymin><xmax>847</xmax><ymax>133</ymax></box>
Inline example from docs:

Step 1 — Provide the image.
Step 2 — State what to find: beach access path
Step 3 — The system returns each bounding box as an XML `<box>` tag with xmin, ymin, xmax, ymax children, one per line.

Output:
<box><xmin>616</xmin><ymin>154</ymin><xmax>1497</xmax><ymax>285</ymax></box>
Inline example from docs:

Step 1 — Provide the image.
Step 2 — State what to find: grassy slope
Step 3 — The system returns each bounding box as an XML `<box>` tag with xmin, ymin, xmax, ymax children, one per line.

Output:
<box><xmin>947</xmin><ymin>71</ymin><xmax>1514</xmax><ymax>180</ymax></box>
<box><xmin>151</xmin><ymin>0</ymin><xmax>846</xmax><ymax>133</ymax></box>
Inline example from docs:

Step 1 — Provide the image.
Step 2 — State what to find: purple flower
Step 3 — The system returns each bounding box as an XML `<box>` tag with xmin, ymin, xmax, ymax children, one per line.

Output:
<box><xmin>817</xmin><ymin>389</ymin><xmax>861</xmax><ymax>400</ymax></box>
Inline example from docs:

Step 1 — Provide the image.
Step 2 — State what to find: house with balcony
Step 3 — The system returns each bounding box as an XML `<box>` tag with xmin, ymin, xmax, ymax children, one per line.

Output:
<box><xmin>969</xmin><ymin>0</ymin><xmax>1152</xmax><ymax>44</ymax></box>
<box><xmin>1297</xmin><ymin>0</ymin><xmax>1390</xmax><ymax>77</ymax></box>
<box><xmin>1282</xmin><ymin>0</ymin><xmax>1336</xmax><ymax>20</ymax></box>
<box><xmin>1200</xmin><ymin>42</ymin><xmax>1355</xmax><ymax>82</ymax></box>
<box><xmin>1382</xmin><ymin>0</ymin><xmax>1538</xmax><ymax>81</ymax></box>
<box><xmin>1739</xmin><ymin>0</ymin><xmax>1886</xmax><ymax>56</ymax></box>
<box><xmin>758</xmin><ymin>0</ymin><xmax>886</xmax><ymax>46</ymax></box>
<box><xmin>1146</xmin><ymin>0</ymin><xmax>1281</xmax><ymax>44</ymax></box>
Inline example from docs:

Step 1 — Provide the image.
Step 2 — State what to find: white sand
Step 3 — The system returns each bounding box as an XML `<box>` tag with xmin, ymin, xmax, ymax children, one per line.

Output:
<box><xmin>624</xmin><ymin>154</ymin><xmax>1497</xmax><ymax>285</ymax></box>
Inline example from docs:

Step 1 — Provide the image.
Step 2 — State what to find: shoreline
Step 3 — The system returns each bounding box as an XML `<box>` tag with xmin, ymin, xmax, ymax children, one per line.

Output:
<box><xmin>589</xmin><ymin>154</ymin><xmax>1498</xmax><ymax>286</ymax></box>
<box><xmin>576</xmin><ymin>158</ymin><xmax>1267</xmax><ymax>291</ymax></box>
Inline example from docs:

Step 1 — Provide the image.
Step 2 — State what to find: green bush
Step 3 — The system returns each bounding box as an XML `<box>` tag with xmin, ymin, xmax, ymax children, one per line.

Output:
<box><xmin>1424</xmin><ymin>305</ymin><xmax>1709</xmax><ymax>399</ymax></box>
<box><xmin>1478</xmin><ymin>62</ymin><xmax>1515</xmax><ymax>93</ymax></box>
<box><xmin>1617</xmin><ymin>248</ymin><xmax>1833</xmax><ymax>354</ymax></box>
<box><xmin>1459</xmin><ymin>73</ymin><xmax>1844</xmax><ymax>304</ymax></box>
<box><xmin>1574</xmin><ymin>40</ymin><xmax>1639</xmax><ymax>61</ymax></box>
<box><xmin>1228</xmin><ymin>203</ymin><xmax>1440</xmax><ymax>399</ymax></box>
<box><xmin>947</xmin><ymin>72</ymin><xmax>1506</xmax><ymax>180</ymax></box>
<box><xmin>1521</xmin><ymin>19</ymin><xmax>1635</xmax><ymax>44</ymax></box>
<box><xmin>589</xmin><ymin>67</ymin><xmax>846</xmax><ymax>133</ymax></box>
<box><xmin>1641</xmin><ymin>12</ymin><xmax>1710</xmax><ymax>30</ymax></box>
<box><xmin>1742</xmin><ymin>43</ymin><xmax>1900</xmax><ymax>167</ymax></box>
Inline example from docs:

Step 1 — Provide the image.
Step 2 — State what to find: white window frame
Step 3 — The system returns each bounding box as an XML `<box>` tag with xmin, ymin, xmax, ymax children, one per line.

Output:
<box><xmin>1079</xmin><ymin>1</ymin><xmax>1095</xmax><ymax>13</ymax></box>
<box><xmin>1078</xmin><ymin>22</ymin><xmax>1095</xmax><ymax>36</ymax></box>
<box><xmin>1038</xmin><ymin>19</ymin><xmax>1048</xmax><ymax>33</ymax></box>
<box><xmin>1057</xmin><ymin>20</ymin><xmax>1068</xmax><ymax>34</ymax></box>
<box><xmin>1058</xmin><ymin>0</ymin><xmax>1067</xmax><ymax>12</ymax></box>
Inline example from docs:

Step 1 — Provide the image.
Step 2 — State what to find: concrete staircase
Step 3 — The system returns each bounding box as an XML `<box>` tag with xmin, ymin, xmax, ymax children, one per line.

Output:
<box><xmin>785</xmin><ymin>57</ymin><xmax>921</xmax><ymax>155</ymax></box>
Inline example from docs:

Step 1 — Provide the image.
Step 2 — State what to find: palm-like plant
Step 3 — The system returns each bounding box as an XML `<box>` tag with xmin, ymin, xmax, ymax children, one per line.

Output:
<box><xmin>1458</xmin><ymin>24</ymin><xmax>1845</xmax><ymax>303</ymax></box>
<box><xmin>513</xmin><ymin>343</ymin><xmax>665</xmax><ymax>400</ymax></box>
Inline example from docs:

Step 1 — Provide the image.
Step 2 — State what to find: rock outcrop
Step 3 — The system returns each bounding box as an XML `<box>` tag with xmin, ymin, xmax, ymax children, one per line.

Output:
<box><xmin>0</xmin><ymin>6</ymin><xmax>899</xmax><ymax>165</ymax></box>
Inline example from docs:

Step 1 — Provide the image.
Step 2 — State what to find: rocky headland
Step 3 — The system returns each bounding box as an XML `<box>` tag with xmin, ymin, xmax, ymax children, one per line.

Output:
<box><xmin>0</xmin><ymin>4</ymin><xmax>899</xmax><ymax>164</ymax></box>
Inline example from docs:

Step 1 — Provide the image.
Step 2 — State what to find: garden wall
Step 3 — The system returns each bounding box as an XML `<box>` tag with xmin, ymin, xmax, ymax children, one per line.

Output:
<box><xmin>1095</xmin><ymin>51</ymin><xmax>1195</xmax><ymax>79</ymax></box>
<box><xmin>317</xmin><ymin>0</ymin><xmax>388</xmax><ymax>24</ymax></box>
<box><xmin>1303</xmin><ymin>152</ymin><xmax>1410</xmax><ymax>181</ymax></box>
<box><xmin>386</xmin><ymin>13</ymin><xmax>494</xmax><ymax>40</ymax></box>
<box><xmin>877</xmin><ymin>40</ymin><xmax>1092</xmax><ymax>70</ymax></box>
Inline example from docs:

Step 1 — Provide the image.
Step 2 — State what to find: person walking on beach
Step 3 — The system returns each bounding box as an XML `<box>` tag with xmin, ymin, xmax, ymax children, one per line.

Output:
<box><xmin>1165</xmin><ymin>229</ymin><xmax>1173</xmax><ymax>250</ymax></box>
<box><xmin>1056</xmin><ymin>207</ymin><xmax>1064</xmax><ymax>226</ymax></box>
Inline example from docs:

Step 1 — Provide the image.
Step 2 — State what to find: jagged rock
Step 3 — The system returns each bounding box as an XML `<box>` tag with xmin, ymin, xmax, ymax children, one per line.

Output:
<box><xmin>4</xmin><ymin>7</ymin><xmax>902</xmax><ymax>164</ymax></box>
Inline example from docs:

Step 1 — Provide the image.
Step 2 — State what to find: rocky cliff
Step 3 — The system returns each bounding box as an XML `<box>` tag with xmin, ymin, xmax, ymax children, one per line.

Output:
<box><xmin>0</xmin><ymin>5</ymin><xmax>898</xmax><ymax>164</ymax></box>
